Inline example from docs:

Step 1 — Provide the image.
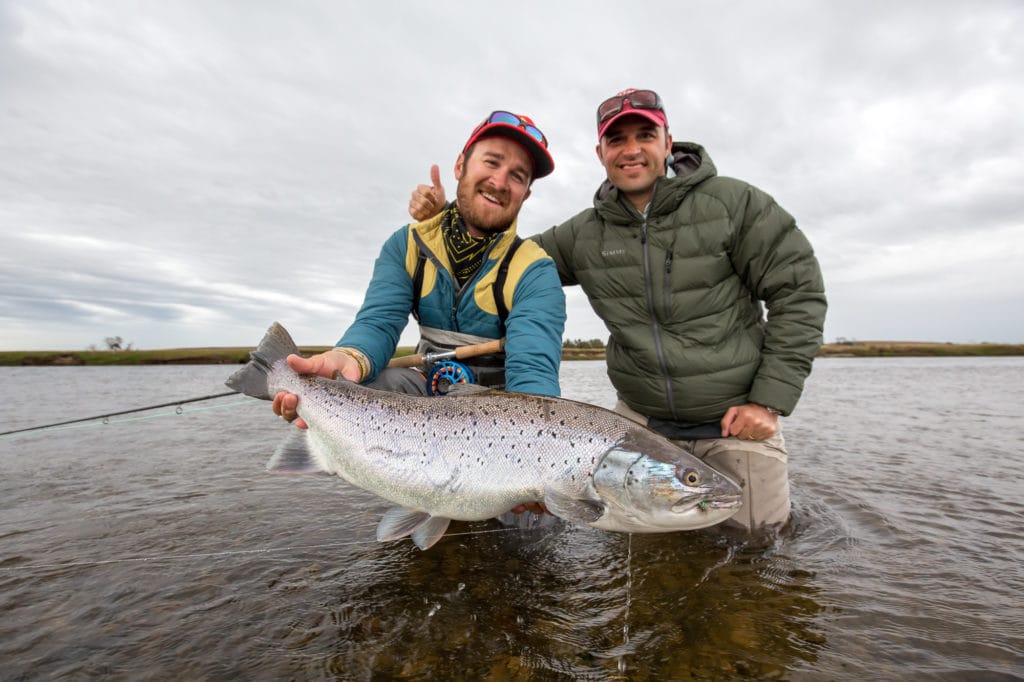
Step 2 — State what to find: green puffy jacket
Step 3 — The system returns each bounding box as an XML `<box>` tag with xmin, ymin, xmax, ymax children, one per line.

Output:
<box><xmin>534</xmin><ymin>142</ymin><xmax>826</xmax><ymax>426</ymax></box>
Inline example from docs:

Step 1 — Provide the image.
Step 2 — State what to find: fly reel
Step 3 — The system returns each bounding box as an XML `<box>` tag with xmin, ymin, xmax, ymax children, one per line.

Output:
<box><xmin>426</xmin><ymin>360</ymin><xmax>475</xmax><ymax>396</ymax></box>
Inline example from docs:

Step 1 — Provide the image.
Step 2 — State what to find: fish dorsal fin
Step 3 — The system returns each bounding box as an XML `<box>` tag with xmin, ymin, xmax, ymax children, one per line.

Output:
<box><xmin>543</xmin><ymin>487</ymin><xmax>605</xmax><ymax>524</ymax></box>
<box><xmin>375</xmin><ymin>508</ymin><xmax>452</xmax><ymax>550</ymax></box>
<box><xmin>266</xmin><ymin>430</ymin><xmax>330</xmax><ymax>475</ymax></box>
<box><xmin>444</xmin><ymin>383</ymin><xmax>497</xmax><ymax>397</ymax></box>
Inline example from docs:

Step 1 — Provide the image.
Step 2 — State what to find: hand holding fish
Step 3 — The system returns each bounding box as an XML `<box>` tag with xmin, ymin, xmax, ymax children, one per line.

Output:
<box><xmin>408</xmin><ymin>164</ymin><xmax>446</xmax><ymax>222</ymax></box>
<box><xmin>720</xmin><ymin>403</ymin><xmax>780</xmax><ymax>441</ymax></box>
<box><xmin>271</xmin><ymin>351</ymin><xmax>361</xmax><ymax>429</ymax></box>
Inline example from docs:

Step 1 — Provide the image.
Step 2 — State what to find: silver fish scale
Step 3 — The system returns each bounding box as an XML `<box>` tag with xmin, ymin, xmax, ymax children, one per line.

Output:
<box><xmin>268</xmin><ymin>361</ymin><xmax>632</xmax><ymax>520</ymax></box>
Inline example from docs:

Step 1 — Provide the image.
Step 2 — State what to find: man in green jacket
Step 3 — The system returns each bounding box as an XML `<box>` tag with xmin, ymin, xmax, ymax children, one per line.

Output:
<box><xmin>409</xmin><ymin>89</ymin><xmax>827</xmax><ymax>533</ymax></box>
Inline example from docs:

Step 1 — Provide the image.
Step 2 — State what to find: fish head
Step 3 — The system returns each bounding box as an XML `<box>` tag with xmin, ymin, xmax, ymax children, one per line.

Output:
<box><xmin>590</xmin><ymin>428</ymin><xmax>743</xmax><ymax>532</ymax></box>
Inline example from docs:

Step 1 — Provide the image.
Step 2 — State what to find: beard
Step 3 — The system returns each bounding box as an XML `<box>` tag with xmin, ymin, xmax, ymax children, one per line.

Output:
<box><xmin>455</xmin><ymin>178</ymin><xmax>518</xmax><ymax>235</ymax></box>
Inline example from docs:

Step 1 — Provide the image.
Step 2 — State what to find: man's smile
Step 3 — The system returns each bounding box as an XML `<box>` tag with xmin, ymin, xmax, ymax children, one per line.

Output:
<box><xmin>478</xmin><ymin>188</ymin><xmax>506</xmax><ymax>207</ymax></box>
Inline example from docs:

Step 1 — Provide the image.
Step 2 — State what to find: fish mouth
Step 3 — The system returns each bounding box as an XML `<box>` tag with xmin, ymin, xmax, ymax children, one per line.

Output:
<box><xmin>673</xmin><ymin>493</ymin><xmax>742</xmax><ymax>514</ymax></box>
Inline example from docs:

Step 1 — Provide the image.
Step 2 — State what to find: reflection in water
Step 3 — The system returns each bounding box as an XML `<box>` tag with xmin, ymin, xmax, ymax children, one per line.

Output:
<box><xmin>251</xmin><ymin>516</ymin><xmax>825</xmax><ymax>679</ymax></box>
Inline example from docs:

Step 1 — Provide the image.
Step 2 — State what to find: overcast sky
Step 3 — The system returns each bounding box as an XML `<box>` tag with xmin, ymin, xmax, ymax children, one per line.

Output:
<box><xmin>2</xmin><ymin>1</ymin><xmax>1021</xmax><ymax>351</ymax></box>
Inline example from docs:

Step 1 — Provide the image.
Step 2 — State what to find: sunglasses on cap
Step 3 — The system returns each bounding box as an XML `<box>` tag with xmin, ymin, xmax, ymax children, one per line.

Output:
<box><xmin>473</xmin><ymin>111</ymin><xmax>549</xmax><ymax>148</ymax></box>
<box><xmin>596</xmin><ymin>89</ymin><xmax>665</xmax><ymax>125</ymax></box>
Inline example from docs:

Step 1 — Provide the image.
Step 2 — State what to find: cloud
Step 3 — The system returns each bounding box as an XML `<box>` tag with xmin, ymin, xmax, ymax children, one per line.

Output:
<box><xmin>2</xmin><ymin>0</ymin><xmax>1023</xmax><ymax>349</ymax></box>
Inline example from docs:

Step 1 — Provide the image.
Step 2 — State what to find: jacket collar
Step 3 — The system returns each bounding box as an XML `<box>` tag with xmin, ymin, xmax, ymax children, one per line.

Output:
<box><xmin>410</xmin><ymin>202</ymin><xmax>521</xmax><ymax>256</ymax></box>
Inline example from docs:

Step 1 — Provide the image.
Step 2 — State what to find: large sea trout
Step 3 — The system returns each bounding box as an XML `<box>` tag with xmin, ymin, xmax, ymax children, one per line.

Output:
<box><xmin>227</xmin><ymin>323</ymin><xmax>742</xmax><ymax>549</ymax></box>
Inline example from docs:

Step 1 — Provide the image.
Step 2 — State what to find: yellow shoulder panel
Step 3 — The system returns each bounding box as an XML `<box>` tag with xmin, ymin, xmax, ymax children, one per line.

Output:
<box><xmin>473</xmin><ymin>239</ymin><xmax>552</xmax><ymax>315</ymax></box>
<box><xmin>406</xmin><ymin>223</ymin><xmax>444</xmax><ymax>299</ymax></box>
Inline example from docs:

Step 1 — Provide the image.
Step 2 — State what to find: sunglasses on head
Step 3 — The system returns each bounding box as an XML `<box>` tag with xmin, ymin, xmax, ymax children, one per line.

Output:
<box><xmin>475</xmin><ymin>111</ymin><xmax>548</xmax><ymax>148</ymax></box>
<box><xmin>596</xmin><ymin>90</ymin><xmax>664</xmax><ymax>125</ymax></box>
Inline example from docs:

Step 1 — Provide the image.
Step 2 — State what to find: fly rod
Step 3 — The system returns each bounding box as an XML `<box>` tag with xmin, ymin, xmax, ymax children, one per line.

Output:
<box><xmin>3</xmin><ymin>339</ymin><xmax>508</xmax><ymax>436</ymax></box>
<box><xmin>0</xmin><ymin>391</ymin><xmax>241</xmax><ymax>437</ymax></box>
<box><xmin>386</xmin><ymin>338</ymin><xmax>505</xmax><ymax>368</ymax></box>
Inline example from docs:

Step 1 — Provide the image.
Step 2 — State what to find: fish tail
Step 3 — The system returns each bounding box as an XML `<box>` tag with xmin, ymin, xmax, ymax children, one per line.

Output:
<box><xmin>224</xmin><ymin>322</ymin><xmax>299</xmax><ymax>400</ymax></box>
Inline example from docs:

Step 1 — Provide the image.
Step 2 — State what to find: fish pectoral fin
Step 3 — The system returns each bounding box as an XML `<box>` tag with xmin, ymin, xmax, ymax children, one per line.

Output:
<box><xmin>410</xmin><ymin>516</ymin><xmax>452</xmax><ymax>550</ymax></box>
<box><xmin>543</xmin><ymin>488</ymin><xmax>605</xmax><ymax>524</ymax></box>
<box><xmin>266</xmin><ymin>431</ymin><xmax>330</xmax><ymax>475</ymax></box>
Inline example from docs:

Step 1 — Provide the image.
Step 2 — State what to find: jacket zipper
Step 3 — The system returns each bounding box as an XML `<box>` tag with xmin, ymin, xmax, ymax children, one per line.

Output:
<box><xmin>450</xmin><ymin>234</ymin><xmax>506</xmax><ymax>333</ymax></box>
<box><xmin>450</xmin><ymin>278</ymin><xmax>472</xmax><ymax>334</ymax></box>
<box><xmin>634</xmin><ymin>190</ymin><xmax>678</xmax><ymax>421</ymax></box>
<box><xmin>663</xmin><ymin>252</ymin><xmax>673</xmax><ymax>319</ymax></box>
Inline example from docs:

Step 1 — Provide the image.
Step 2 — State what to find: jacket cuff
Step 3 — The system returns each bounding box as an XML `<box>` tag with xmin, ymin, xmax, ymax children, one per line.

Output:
<box><xmin>747</xmin><ymin>378</ymin><xmax>802</xmax><ymax>416</ymax></box>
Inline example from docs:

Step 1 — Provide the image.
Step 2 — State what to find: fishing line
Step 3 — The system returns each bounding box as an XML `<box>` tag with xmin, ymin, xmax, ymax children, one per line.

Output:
<box><xmin>0</xmin><ymin>526</ymin><xmax>526</xmax><ymax>573</ymax></box>
<box><xmin>618</xmin><ymin>532</ymin><xmax>633</xmax><ymax>674</ymax></box>
<box><xmin>0</xmin><ymin>391</ymin><xmax>246</xmax><ymax>439</ymax></box>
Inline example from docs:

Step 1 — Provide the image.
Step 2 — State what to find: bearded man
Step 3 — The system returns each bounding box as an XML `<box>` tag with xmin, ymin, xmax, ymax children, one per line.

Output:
<box><xmin>273</xmin><ymin>111</ymin><xmax>566</xmax><ymax>429</ymax></box>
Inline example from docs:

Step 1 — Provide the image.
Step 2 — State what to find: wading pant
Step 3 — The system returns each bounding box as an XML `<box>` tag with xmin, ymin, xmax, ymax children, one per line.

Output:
<box><xmin>367</xmin><ymin>367</ymin><xmax>429</xmax><ymax>395</ymax></box>
<box><xmin>613</xmin><ymin>401</ymin><xmax>791</xmax><ymax>532</ymax></box>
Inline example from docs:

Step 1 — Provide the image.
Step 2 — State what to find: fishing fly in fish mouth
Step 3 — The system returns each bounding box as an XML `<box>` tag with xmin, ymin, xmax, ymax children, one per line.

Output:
<box><xmin>228</xmin><ymin>323</ymin><xmax>742</xmax><ymax>550</ymax></box>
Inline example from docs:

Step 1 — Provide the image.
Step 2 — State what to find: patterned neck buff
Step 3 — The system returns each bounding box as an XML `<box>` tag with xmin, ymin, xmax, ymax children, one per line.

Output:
<box><xmin>440</xmin><ymin>202</ymin><xmax>500</xmax><ymax>287</ymax></box>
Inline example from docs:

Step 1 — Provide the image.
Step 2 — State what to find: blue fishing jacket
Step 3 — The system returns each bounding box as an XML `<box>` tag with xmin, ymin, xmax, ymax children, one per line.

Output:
<box><xmin>338</xmin><ymin>212</ymin><xmax>566</xmax><ymax>396</ymax></box>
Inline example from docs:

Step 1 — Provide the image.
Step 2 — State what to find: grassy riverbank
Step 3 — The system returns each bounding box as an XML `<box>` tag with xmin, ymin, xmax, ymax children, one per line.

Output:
<box><xmin>816</xmin><ymin>341</ymin><xmax>1024</xmax><ymax>357</ymax></box>
<box><xmin>1</xmin><ymin>341</ymin><xmax>1022</xmax><ymax>366</ymax></box>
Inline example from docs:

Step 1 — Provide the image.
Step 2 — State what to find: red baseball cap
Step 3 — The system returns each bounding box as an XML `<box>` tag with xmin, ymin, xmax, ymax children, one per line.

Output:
<box><xmin>596</xmin><ymin>88</ymin><xmax>668</xmax><ymax>139</ymax></box>
<box><xmin>463</xmin><ymin>111</ymin><xmax>555</xmax><ymax>179</ymax></box>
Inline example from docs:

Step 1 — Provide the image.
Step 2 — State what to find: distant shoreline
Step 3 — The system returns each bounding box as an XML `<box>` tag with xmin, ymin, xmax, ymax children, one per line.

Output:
<box><xmin>1</xmin><ymin>341</ymin><xmax>1022</xmax><ymax>366</ymax></box>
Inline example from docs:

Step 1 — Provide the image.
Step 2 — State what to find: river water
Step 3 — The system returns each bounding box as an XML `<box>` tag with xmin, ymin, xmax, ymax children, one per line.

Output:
<box><xmin>1</xmin><ymin>358</ymin><xmax>1022</xmax><ymax>680</ymax></box>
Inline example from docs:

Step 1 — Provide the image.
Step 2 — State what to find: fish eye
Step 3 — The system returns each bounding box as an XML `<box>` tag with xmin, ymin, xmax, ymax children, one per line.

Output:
<box><xmin>679</xmin><ymin>468</ymin><xmax>701</xmax><ymax>487</ymax></box>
